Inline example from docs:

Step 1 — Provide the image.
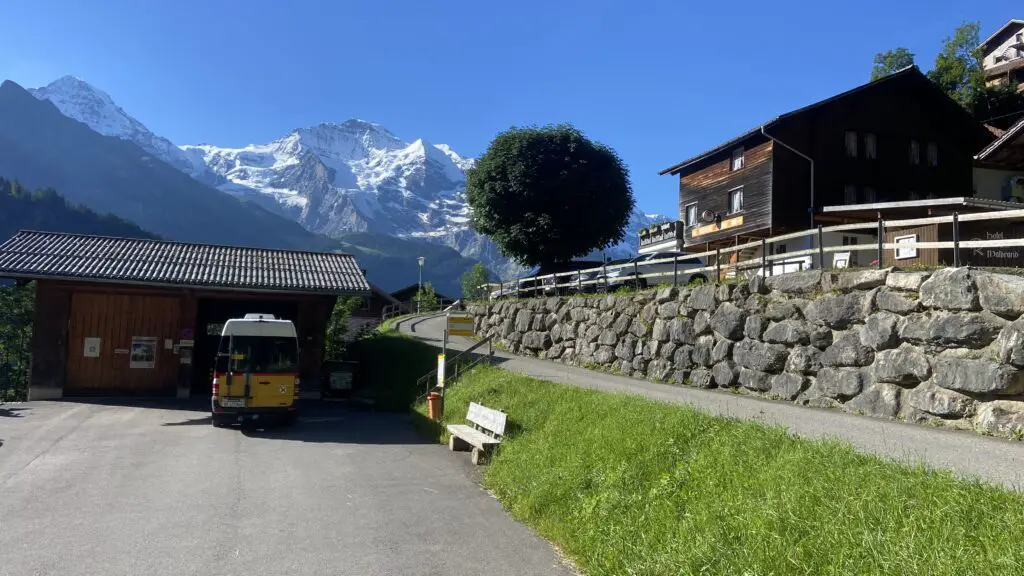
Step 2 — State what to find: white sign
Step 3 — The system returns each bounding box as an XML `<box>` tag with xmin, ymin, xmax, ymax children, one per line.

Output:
<box><xmin>437</xmin><ymin>353</ymin><xmax>446</xmax><ymax>388</ymax></box>
<box><xmin>894</xmin><ymin>234</ymin><xmax>918</xmax><ymax>260</ymax></box>
<box><xmin>83</xmin><ymin>337</ymin><xmax>101</xmax><ymax>358</ymax></box>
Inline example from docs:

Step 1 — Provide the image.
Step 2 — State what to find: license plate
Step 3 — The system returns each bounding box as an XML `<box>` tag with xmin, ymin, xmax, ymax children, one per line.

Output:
<box><xmin>220</xmin><ymin>398</ymin><xmax>245</xmax><ymax>408</ymax></box>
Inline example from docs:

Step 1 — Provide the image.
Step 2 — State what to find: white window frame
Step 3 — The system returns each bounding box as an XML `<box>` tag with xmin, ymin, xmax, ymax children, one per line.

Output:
<box><xmin>864</xmin><ymin>133</ymin><xmax>877</xmax><ymax>160</ymax></box>
<box><xmin>909</xmin><ymin>140</ymin><xmax>920</xmax><ymax>165</ymax></box>
<box><xmin>927</xmin><ymin>142</ymin><xmax>938</xmax><ymax>167</ymax></box>
<box><xmin>730</xmin><ymin>148</ymin><xmax>745</xmax><ymax>171</ymax></box>
<box><xmin>684</xmin><ymin>202</ymin><xmax>698</xmax><ymax>226</ymax></box>
<box><xmin>894</xmin><ymin>234</ymin><xmax>918</xmax><ymax>260</ymax></box>
<box><xmin>845</xmin><ymin>131</ymin><xmax>858</xmax><ymax>157</ymax></box>
<box><xmin>728</xmin><ymin>186</ymin><xmax>744</xmax><ymax>214</ymax></box>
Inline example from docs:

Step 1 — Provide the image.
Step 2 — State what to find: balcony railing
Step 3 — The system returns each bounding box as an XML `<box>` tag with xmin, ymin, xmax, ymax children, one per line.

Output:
<box><xmin>638</xmin><ymin>221</ymin><xmax>684</xmax><ymax>248</ymax></box>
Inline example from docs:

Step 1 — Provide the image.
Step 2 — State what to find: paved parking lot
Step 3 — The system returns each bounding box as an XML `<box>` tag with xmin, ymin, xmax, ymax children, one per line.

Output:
<box><xmin>0</xmin><ymin>401</ymin><xmax>572</xmax><ymax>576</ymax></box>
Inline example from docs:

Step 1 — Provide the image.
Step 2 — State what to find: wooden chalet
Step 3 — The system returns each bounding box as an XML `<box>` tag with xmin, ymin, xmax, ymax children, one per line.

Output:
<box><xmin>0</xmin><ymin>230</ymin><xmax>370</xmax><ymax>400</ymax></box>
<box><xmin>651</xmin><ymin>66</ymin><xmax>994</xmax><ymax>260</ymax></box>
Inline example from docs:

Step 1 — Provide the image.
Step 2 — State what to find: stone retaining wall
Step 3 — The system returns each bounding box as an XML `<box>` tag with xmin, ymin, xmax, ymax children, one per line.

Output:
<box><xmin>468</xmin><ymin>268</ymin><xmax>1024</xmax><ymax>439</ymax></box>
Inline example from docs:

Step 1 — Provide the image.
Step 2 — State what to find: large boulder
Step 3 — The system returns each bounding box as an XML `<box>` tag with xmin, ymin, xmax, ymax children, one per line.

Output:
<box><xmin>931</xmin><ymin>358</ymin><xmax>1024</xmax><ymax>395</ymax></box>
<box><xmin>614</xmin><ymin>336</ymin><xmax>636</xmax><ymax>362</ymax></box>
<box><xmin>655</xmin><ymin>286</ymin><xmax>678</xmax><ymax>304</ymax></box>
<box><xmin>733</xmin><ymin>339</ymin><xmax>789</xmax><ymax>373</ymax></box>
<box><xmin>584</xmin><ymin>324</ymin><xmax>603</xmax><ymax>345</ymax></box>
<box><xmin>815</xmin><ymin>367</ymin><xmax>868</xmax><ymax>399</ymax></box>
<box><xmin>651</xmin><ymin>318</ymin><xmax>670</xmax><ymax>342</ymax></box>
<box><xmin>673</xmin><ymin>345</ymin><xmax>694</xmax><ymax>369</ymax></box>
<box><xmin>974</xmin><ymin>401</ymin><xmax>1024</xmax><ymax>438</ymax></box>
<box><xmin>689</xmin><ymin>368</ymin><xmax>714</xmax><ymax>388</ymax></box>
<box><xmin>522</xmin><ymin>331</ymin><xmax>552</xmax><ymax>350</ymax></box>
<box><xmin>899</xmin><ymin>311</ymin><xmax>1006</xmax><ymax>349</ymax></box>
<box><xmin>515</xmin><ymin>309</ymin><xmax>533</xmax><ymax>332</ymax></box>
<box><xmin>836</xmin><ymin>269</ymin><xmax>889</xmax><ymax>292</ymax></box>
<box><xmin>821</xmin><ymin>332</ymin><xmax>876</xmax><ymax>367</ymax></box>
<box><xmin>803</xmin><ymin>292</ymin><xmax>867</xmax><ymax>329</ymax></box>
<box><xmin>692</xmin><ymin>335</ymin><xmax>716</xmax><ymax>367</ymax></box>
<box><xmin>886</xmin><ymin>271</ymin><xmax>930</xmax><ymax>291</ymax></box>
<box><xmin>808</xmin><ymin>326</ymin><xmax>833</xmax><ymax>350</ymax></box>
<box><xmin>771</xmin><ymin>373</ymin><xmax>809</xmax><ymax>400</ymax></box>
<box><xmin>785</xmin><ymin>345</ymin><xmax>823</xmax><ymax>375</ymax></box>
<box><xmin>996</xmin><ymin>318</ymin><xmax>1024</xmax><ymax>368</ymax></box>
<box><xmin>710</xmin><ymin>302</ymin><xmax>748</xmax><ymax>340</ymax></box>
<box><xmin>647</xmin><ymin>359</ymin><xmax>674</xmax><ymax>381</ymax></box>
<box><xmin>712</xmin><ymin>339</ymin><xmax>733</xmax><ymax>363</ymax></box>
<box><xmin>643</xmin><ymin>340</ymin><xmax>661</xmax><ymax>360</ymax></box>
<box><xmin>918</xmin><ymin>268</ymin><xmax>980</xmax><ymax>312</ymax></box>
<box><xmin>875</xmin><ymin>288</ymin><xmax>921</xmax><ymax>314</ymax></box>
<box><xmin>641</xmin><ymin>302</ymin><xmax>658</xmax><ymax>324</ymax></box>
<box><xmin>546</xmin><ymin>343</ymin><xmax>564</xmax><ymax>360</ymax></box>
<box><xmin>668</xmin><ymin>317</ymin><xmax>697</xmax><ymax>345</ymax></box>
<box><xmin>744</xmin><ymin>314</ymin><xmax>767</xmax><ymax>340</ymax></box>
<box><xmin>859</xmin><ymin>311</ymin><xmax>901</xmax><ymax>351</ymax></box>
<box><xmin>597</xmin><ymin>311</ymin><xmax>617</xmax><ymax>329</ymax></box>
<box><xmin>872</xmin><ymin>345</ymin><xmax>930</xmax><ymax>385</ymax></box>
<box><xmin>598</xmin><ymin>329</ymin><xmax>619</xmax><ymax>346</ymax></box>
<box><xmin>975</xmin><ymin>272</ymin><xmax>1024</xmax><ymax>319</ymax></box>
<box><xmin>694</xmin><ymin>310</ymin><xmax>712</xmax><ymax>335</ymax></box>
<box><xmin>764</xmin><ymin>299</ymin><xmax>802</xmax><ymax>322</ymax></box>
<box><xmin>611</xmin><ymin>313</ymin><xmax>632</xmax><ymax>335</ymax></box>
<box><xmin>845</xmin><ymin>383</ymin><xmax>901</xmax><ymax>419</ymax></box>
<box><xmin>656</xmin><ymin>301</ymin><xmax>680</xmax><ymax>319</ymax></box>
<box><xmin>688</xmin><ymin>284</ymin><xmax>718</xmax><ymax>311</ymax></box>
<box><xmin>739</xmin><ymin>368</ymin><xmax>773</xmax><ymax>391</ymax></box>
<box><xmin>659</xmin><ymin>341</ymin><xmax>679</xmax><ymax>360</ymax></box>
<box><xmin>629</xmin><ymin>318</ymin><xmax>649</xmax><ymax>338</ymax></box>
<box><xmin>905</xmin><ymin>382</ymin><xmax>975</xmax><ymax>419</ymax></box>
<box><xmin>712</xmin><ymin>360</ymin><xmax>740</xmax><ymax>387</ymax></box>
<box><xmin>765</xmin><ymin>269</ymin><xmax>823</xmax><ymax>295</ymax></box>
<box><xmin>594</xmin><ymin>346</ymin><xmax>616</xmax><ymax>365</ymax></box>
<box><xmin>762</xmin><ymin>319</ymin><xmax>811</xmax><ymax>346</ymax></box>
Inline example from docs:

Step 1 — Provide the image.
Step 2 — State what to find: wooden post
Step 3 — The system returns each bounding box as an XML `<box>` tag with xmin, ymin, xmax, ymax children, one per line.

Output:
<box><xmin>673</xmin><ymin>255</ymin><xmax>678</xmax><ymax>286</ymax></box>
<box><xmin>817</xmin><ymin>226</ymin><xmax>825</xmax><ymax>270</ymax></box>
<box><xmin>602</xmin><ymin>260</ymin><xmax>608</xmax><ymax>293</ymax></box>
<box><xmin>760</xmin><ymin>238</ymin><xmax>767</xmax><ymax>277</ymax></box>
<box><xmin>876</xmin><ymin>217</ymin><xmax>884</xmax><ymax>270</ymax></box>
<box><xmin>952</xmin><ymin>212</ymin><xmax>961</xmax><ymax>267</ymax></box>
<box><xmin>633</xmin><ymin>260</ymin><xmax>640</xmax><ymax>290</ymax></box>
<box><xmin>715</xmin><ymin>248</ymin><xmax>721</xmax><ymax>282</ymax></box>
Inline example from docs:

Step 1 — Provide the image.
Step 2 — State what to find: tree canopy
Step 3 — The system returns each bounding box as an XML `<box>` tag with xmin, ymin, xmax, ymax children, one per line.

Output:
<box><xmin>871</xmin><ymin>48</ymin><xmax>916</xmax><ymax>81</ymax></box>
<box><xmin>460</xmin><ymin>262</ymin><xmax>492</xmax><ymax>301</ymax></box>
<box><xmin>872</xmin><ymin>22</ymin><xmax>1024</xmax><ymax>128</ymax></box>
<box><xmin>466</xmin><ymin>124</ymin><xmax>634</xmax><ymax>269</ymax></box>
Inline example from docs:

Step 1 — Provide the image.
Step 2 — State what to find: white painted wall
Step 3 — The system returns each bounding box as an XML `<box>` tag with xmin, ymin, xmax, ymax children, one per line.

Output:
<box><xmin>983</xmin><ymin>23</ymin><xmax>1024</xmax><ymax>70</ymax></box>
<box><xmin>974</xmin><ymin>167</ymin><xmax>1024</xmax><ymax>202</ymax></box>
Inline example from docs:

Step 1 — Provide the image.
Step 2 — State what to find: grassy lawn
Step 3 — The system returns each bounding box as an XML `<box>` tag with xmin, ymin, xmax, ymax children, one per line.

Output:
<box><xmin>345</xmin><ymin>329</ymin><xmax>439</xmax><ymax>411</ymax></box>
<box><xmin>416</xmin><ymin>366</ymin><xmax>1024</xmax><ymax>576</ymax></box>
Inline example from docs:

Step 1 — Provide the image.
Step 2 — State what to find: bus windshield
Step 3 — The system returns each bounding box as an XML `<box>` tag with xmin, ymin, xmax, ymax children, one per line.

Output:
<box><xmin>215</xmin><ymin>335</ymin><xmax>299</xmax><ymax>374</ymax></box>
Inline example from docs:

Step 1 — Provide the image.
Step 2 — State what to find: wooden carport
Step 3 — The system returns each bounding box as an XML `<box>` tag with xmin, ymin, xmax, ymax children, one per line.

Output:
<box><xmin>0</xmin><ymin>230</ymin><xmax>370</xmax><ymax>400</ymax></box>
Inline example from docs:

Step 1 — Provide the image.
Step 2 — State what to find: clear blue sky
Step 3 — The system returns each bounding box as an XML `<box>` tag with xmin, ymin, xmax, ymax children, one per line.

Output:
<box><xmin>0</xmin><ymin>0</ymin><xmax>1016</xmax><ymax>217</ymax></box>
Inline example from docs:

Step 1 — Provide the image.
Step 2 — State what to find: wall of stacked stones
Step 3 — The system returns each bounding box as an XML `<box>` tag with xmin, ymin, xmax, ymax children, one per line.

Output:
<box><xmin>469</xmin><ymin>268</ymin><xmax>1024</xmax><ymax>439</ymax></box>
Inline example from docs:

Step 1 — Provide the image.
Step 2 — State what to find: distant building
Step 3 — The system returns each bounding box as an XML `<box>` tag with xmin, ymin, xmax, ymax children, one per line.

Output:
<box><xmin>979</xmin><ymin>19</ymin><xmax>1024</xmax><ymax>93</ymax></box>
<box><xmin>390</xmin><ymin>284</ymin><xmax>454</xmax><ymax>306</ymax></box>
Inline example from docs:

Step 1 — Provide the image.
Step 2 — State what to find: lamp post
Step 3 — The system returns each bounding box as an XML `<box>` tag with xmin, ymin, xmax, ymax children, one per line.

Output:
<box><xmin>417</xmin><ymin>256</ymin><xmax>425</xmax><ymax>313</ymax></box>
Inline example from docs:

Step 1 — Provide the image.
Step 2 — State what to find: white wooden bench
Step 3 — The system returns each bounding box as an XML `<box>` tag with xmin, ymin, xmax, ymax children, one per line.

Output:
<box><xmin>446</xmin><ymin>402</ymin><xmax>507</xmax><ymax>465</ymax></box>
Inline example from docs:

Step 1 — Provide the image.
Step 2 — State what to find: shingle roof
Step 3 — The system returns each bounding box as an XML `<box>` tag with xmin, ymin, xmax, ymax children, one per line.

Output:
<box><xmin>976</xmin><ymin>115</ymin><xmax>1024</xmax><ymax>161</ymax></box>
<box><xmin>0</xmin><ymin>230</ymin><xmax>370</xmax><ymax>295</ymax></box>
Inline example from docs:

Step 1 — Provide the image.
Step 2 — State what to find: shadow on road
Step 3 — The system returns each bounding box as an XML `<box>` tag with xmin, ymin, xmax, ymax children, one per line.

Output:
<box><xmin>163</xmin><ymin>415</ymin><xmax>213</xmax><ymax>426</ymax></box>
<box><xmin>0</xmin><ymin>406</ymin><xmax>29</xmax><ymax>418</ymax></box>
<box><xmin>241</xmin><ymin>408</ymin><xmax>431</xmax><ymax>446</ymax></box>
<box><xmin>56</xmin><ymin>397</ymin><xmax>209</xmax><ymax>412</ymax></box>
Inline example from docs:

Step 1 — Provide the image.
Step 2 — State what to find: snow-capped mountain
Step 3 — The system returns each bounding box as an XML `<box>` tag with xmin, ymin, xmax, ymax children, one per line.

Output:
<box><xmin>30</xmin><ymin>76</ymin><xmax>666</xmax><ymax>279</ymax></box>
<box><xmin>29</xmin><ymin>76</ymin><xmax>222</xmax><ymax>185</ymax></box>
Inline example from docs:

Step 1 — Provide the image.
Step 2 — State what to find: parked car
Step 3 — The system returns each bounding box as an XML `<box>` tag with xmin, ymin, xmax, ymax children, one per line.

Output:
<box><xmin>568</xmin><ymin>258</ymin><xmax>631</xmax><ymax>293</ymax></box>
<box><xmin>599</xmin><ymin>251</ymin><xmax>707</xmax><ymax>290</ymax></box>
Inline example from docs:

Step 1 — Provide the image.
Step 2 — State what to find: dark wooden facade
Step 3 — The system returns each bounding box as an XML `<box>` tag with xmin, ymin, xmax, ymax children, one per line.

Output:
<box><xmin>661</xmin><ymin>67</ymin><xmax>994</xmax><ymax>249</ymax></box>
<box><xmin>678</xmin><ymin>139</ymin><xmax>774</xmax><ymax>247</ymax></box>
<box><xmin>882</xmin><ymin>220</ymin><xmax>1024</xmax><ymax>268</ymax></box>
<box><xmin>31</xmin><ymin>280</ymin><xmax>336</xmax><ymax>398</ymax></box>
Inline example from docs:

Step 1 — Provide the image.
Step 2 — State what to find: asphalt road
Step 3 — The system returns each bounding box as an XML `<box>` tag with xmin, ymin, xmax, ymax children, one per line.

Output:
<box><xmin>399</xmin><ymin>313</ymin><xmax>1024</xmax><ymax>491</ymax></box>
<box><xmin>0</xmin><ymin>400</ymin><xmax>573</xmax><ymax>576</ymax></box>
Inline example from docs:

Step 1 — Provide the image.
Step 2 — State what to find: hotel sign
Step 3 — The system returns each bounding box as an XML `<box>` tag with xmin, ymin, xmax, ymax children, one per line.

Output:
<box><xmin>691</xmin><ymin>215</ymin><xmax>744</xmax><ymax>238</ymax></box>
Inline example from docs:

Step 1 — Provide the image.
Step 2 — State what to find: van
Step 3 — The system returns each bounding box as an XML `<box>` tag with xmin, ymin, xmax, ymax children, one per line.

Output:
<box><xmin>211</xmin><ymin>313</ymin><xmax>300</xmax><ymax>427</ymax></box>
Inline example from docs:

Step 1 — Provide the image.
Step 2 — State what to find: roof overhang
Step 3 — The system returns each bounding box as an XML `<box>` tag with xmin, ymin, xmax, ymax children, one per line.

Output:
<box><xmin>979</xmin><ymin>19</ymin><xmax>1024</xmax><ymax>51</ymax></box>
<box><xmin>975</xmin><ymin>116</ymin><xmax>1024</xmax><ymax>162</ymax></box>
<box><xmin>821</xmin><ymin>197</ymin><xmax>1023</xmax><ymax>221</ymax></box>
<box><xmin>0</xmin><ymin>271</ymin><xmax>369</xmax><ymax>297</ymax></box>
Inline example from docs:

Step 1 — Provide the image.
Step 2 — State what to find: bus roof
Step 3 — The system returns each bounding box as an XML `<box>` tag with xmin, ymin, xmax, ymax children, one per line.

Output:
<box><xmin>221</xmin><ymin>318</ymin><xmax>297</xmax><ymax>338</ymax></box>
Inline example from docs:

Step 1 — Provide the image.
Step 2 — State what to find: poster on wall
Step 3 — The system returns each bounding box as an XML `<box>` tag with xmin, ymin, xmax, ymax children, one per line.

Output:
<box><xmin>130</xmin><ymin>337</ymin><xmax>158</xmax><ymax>369</ymax></box>
<box><xmin>894</xmin><ymin>234</ymin><xmax>918</xmax><ymax>260</ymax></box>
<box><xmin>83</xmin><ymin>337</ymin><xmax>101</xmax><ymax>358</ymax></box>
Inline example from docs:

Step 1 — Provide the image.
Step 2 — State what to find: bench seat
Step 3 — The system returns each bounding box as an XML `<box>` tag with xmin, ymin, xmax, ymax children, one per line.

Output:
<box><xmin>446</xmin><ymin>424</ymin><xmax>501</xmax><ymax>450</ymax></box>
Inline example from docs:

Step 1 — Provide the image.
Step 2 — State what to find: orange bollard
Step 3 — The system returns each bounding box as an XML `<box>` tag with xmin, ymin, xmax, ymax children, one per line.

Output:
<box><xmin>427</xmin><ymin>391</ymin><xmax>444</xmax><ymax>421</ymax></box>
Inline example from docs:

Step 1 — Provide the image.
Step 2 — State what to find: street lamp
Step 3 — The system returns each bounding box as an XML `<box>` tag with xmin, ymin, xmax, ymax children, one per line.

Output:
<box><xmin>417</xmin><ymin>257</ymin><xmax>425</xmax><ymax>313</ymax></box>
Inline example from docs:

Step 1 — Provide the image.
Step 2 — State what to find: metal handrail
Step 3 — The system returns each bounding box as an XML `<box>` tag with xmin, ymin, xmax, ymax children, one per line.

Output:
<box><xmin>415</xmin><ymin>333</ymin><xmax>496</xmax><ymax>399</ymax></box>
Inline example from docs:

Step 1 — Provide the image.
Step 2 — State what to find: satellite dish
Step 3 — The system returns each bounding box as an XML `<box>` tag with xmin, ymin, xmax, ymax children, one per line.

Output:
<box><xmin>700</xmin><ymin>209</ymin><xmax>716</xmax><ymax>223</ymax></box>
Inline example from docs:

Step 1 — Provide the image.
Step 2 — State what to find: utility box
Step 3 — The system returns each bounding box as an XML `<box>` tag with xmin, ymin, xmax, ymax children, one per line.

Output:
<box><xmin>322</xmin><ymin>360</ymin><xmax>360</xmax><ymax>399</ymax></box>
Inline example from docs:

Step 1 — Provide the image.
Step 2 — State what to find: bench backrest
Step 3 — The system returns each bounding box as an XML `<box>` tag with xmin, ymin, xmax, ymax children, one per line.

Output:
<box><xmin>466</xmin><ymin>402</ymin><xmax>507</xmax><ymax>437</ymax></box>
